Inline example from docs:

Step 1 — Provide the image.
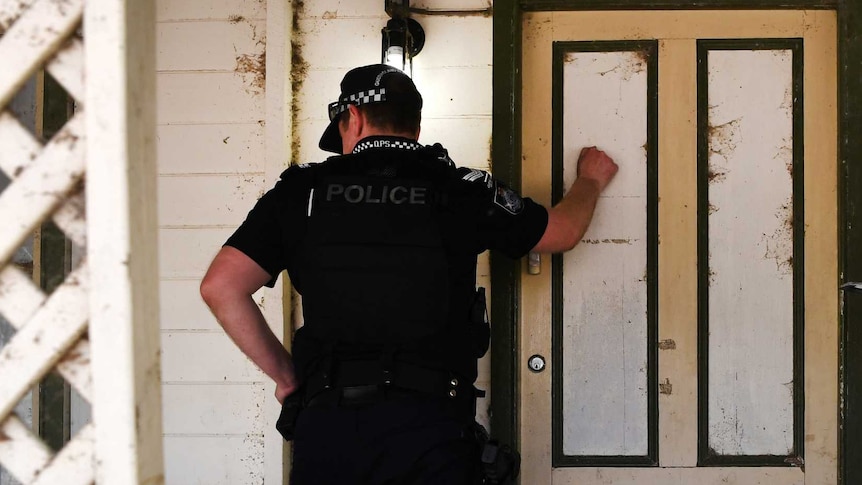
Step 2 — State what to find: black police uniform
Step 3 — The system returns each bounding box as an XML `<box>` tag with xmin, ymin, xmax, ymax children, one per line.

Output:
<box><xmin>225</xmin><ymin>135</ymin><xmax>548</xmax><ymax>484</ymax></box>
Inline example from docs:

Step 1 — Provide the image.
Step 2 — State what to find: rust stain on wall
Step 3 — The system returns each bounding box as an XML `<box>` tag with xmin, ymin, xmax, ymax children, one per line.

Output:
<box><xmin>231</xmin><ymin>10</ymin><xmax>266</xmax><ymax>94</ymax></box>
<box><xmin>658</xmin><ymin>339</ymin><xmax>676</xmax><ymax>350</ymax></box>
<box><xmin>290</xmin><ymin>0</ymin><xmax>309</xmax><ymax>164</ymax></box>
<box><xmin>235</xmin><ymin>51</ymin><xmax>266</xmax><ymax>94</ymax></box>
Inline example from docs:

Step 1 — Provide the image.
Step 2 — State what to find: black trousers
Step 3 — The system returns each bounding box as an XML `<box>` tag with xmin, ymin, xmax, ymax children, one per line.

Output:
<box><xmin>289</xmin><ymin>391</ymin><xmax>479</xmax><ymax>484</ymax></box>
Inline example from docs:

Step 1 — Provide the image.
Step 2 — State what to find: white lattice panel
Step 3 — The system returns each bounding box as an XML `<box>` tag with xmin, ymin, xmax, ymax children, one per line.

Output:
<box><xmin>0</xmin><ymin>0</ymin><xmax>94</xmax><ymax>483</ymax></box>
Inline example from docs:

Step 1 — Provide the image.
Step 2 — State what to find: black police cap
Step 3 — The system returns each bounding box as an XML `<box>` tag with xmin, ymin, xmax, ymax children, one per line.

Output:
<box><xmin>318</xmin><ymin>64</ymin><xmax>423</xmax><ymax>154</ymax></box>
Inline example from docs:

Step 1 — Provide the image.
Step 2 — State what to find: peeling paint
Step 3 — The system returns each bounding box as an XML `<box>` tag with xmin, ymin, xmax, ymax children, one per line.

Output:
<box><xmin>581</xmin><ymin>238</ymin><xmax>633</xmax><ymax>245</ymax></box>
<box><xmin>658</xmin><ymin>339</ymin><xmax>676</xmax><ymax>350</ymax></box>
<box><xmin>52</xmin><ymin>128</ymin><xmax>81</xmax><ymax>150</ymax></box>
<box><xmin>775</xmin><ymin>136</ymin><xmax>794</xmax><ymax>176</ymax></box>
<box><xmin>623</xmin><ymin>49</ymin><xmax>648</xmax><ymax>80</ymax></box>
<box><xmin>707</xmin><ymin>168</ymin><xmax>727</xmax><ymax>184</ymax></box>
<box><xmin>523</xmin><ymin>16</ymin><xmax>551</xmax><ymax>45</ymax></box>
<box><xmin>763</xmin><ymin>201</ymin><xmax>794</xmax><ymax>274</ymax></box>
<box><xmin>659</xmin><ymin>378</ymin><xmax>672</xmax><ymax>395</ymax></box>
<box><xmin>707</xmin><ymin>117</ymin><xmax>742</xmax><ymax>161</ymax></box>
<box><xmin>780</xmin><ymin>85</ymin><xmax>793</xmax><ymax>112</ymax></box>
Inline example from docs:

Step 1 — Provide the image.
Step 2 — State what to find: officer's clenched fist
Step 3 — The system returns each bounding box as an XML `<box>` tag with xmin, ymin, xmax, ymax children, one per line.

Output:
<box><xmin>576</xmin><ymin>146</ymin><xmax>618</xmax><ymax>192</ymax></box>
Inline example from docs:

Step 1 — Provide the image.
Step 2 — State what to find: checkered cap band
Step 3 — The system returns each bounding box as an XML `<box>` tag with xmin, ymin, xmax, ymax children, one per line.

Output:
<box><xmin>327</xmin><ymin>88</ymin><xmax>387</xmax><ymax>120</ymax></box>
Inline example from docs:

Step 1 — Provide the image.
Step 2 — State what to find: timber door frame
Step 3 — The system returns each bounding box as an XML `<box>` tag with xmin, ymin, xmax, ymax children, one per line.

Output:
<box><xmin>489</xmin><ymin>0</ymin><xmax>861</xmax><ymax>483</ymax></box>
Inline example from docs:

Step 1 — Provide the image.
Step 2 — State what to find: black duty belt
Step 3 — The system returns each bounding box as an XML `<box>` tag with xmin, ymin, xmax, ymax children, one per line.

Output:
<box><xmin>302</xmin><ymin>359</ymin><xmax>485</xmax><ymax>412</ymax></box>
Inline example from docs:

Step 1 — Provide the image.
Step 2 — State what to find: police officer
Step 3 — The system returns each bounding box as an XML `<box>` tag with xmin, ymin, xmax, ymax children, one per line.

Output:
<box><xmin>200</xmin><ymin>64</ymin><xmax>618</xmax><ymax>484</ymax></box>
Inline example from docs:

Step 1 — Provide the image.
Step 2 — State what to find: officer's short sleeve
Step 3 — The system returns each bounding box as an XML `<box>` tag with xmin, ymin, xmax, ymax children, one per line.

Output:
<box><xmin>224</xmin><ymin>166</ymin><xmax>309</xmax><ymax>287</ymax></box>
<box><xmin>455</xmin><ymin>168</ymin><xmax>549</xmax><ymax>259</ymax></box>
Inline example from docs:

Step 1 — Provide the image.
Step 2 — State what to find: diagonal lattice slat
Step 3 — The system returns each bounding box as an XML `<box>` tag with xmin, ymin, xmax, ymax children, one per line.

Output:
<box><xmin>0</xmin><ymin>265</ymin><xmax>92</xmax><ymax>400</ymax></box>
<box><xmin>0</xmin><ymin>413</ymin><xmax>52</xmax><ymax>483</ymax></box>
<box><xmin>0</xmin><ymin>266</ymin><xmax>45</xmax><ymax>325</ymax></box>
<box><xmin>1</xmin><ymin>2</ymin><xmax>84</xmax><ymax>104</ymax></box>
<box><xmin>30</xmin><ymin>423</ymin><xmax>95</xmax><ymax>485</ymax></box>
<box><xmin>0</xmin><ymin>265</ymin><xmax>88</xmax><ymax>424</ymax></box>
<box><xmin>0</xmin><ymin>112</ymin><xmax>87</xmax><ymax>248</ymax></box>
<box><xmin>46</xmin><ymin>36</ymin><xmax>84</xmax><ymax>104</ymax></box>
<box><xmin>0</xmin><ymin>113</ymin><xmax>86</xmax><ymax>266</ymax></box>
<box><xmin>0</xmin><ymin>0</ymin><xmax>83</xmax><ymax>110</ymax></box>
<box><xmin>0</xmin><ymin>0</ymin><xmax>37</xmax><ymax>30</ymax></box>
<box><xmin>0</xmin><ymin>112</ymin><xmax>39</xmax><ymax>176</ymax></box>
<box><xmin>0</xmin><ymin>418</ymin><xmax>95</xmax><ymax>485</ymax></box>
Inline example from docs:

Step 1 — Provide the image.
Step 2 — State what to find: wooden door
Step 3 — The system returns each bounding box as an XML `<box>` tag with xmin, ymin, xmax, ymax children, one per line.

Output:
<box><xmin>519</xmin><ymin>10</ymin><xmax>837</xmax><ymax>484</ymax></box>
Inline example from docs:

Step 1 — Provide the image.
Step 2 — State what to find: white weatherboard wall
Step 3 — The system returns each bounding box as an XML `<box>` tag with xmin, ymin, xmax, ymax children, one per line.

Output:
<box><xmin>156</xmin><ymin>0</ymin><xmax>494</xmax><ymax>483</ymax></box>
<box><xmin>155</xmin><ymin>0</ymin><xmax>284</xmax><ymax>483</ymax></box>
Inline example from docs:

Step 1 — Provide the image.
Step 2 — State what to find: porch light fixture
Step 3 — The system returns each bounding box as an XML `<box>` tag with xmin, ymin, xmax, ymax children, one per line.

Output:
<box><xmin>382</xmin><ymin>0</ymin><xmax>425</xmax><ymax>76</ymax></box>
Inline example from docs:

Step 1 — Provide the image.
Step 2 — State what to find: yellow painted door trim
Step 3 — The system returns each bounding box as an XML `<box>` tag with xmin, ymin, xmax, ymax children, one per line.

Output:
<box><xmin>519</xmin><ymin>10</ymin><xmax>837</xmax><ymax>485</ymax></box>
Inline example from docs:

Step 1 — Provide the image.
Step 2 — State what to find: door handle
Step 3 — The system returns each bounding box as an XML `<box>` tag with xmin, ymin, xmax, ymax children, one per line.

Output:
<box><xmin>528</xmin><ymin>252</ymin><xmax>541</xmax><ymax>275</ymax></box>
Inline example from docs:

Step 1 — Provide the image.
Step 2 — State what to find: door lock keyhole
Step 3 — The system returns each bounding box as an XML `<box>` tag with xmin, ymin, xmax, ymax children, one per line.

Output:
<box><xmin>528</xmin><ymin>354</ymin><xmax>546</xmax><ymax>373</ymax></box>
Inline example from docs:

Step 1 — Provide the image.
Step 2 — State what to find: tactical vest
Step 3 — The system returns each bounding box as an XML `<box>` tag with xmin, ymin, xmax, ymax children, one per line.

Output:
<box><xmin>295</xmin><ymin>148</ymin><xmax>452</xmax><ymax>347</ymax></box>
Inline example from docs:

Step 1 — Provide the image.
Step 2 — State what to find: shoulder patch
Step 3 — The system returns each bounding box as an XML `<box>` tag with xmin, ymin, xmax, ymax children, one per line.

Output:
<box><xmin>493</xmin><ymin>181</ymin><xmax>525</xmax><ymax>215</ymax></box>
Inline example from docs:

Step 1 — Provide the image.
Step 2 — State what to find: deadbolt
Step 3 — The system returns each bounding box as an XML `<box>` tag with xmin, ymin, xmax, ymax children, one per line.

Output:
<box><xmin>528</xmin><ymin>354</ymin><xmax>546</xmax><ymax>373</ymax></box>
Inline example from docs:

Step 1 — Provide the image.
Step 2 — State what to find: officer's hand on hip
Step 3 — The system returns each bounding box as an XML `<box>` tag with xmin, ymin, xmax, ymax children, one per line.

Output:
<box><xmin>275</xmin><ymin>361</ymin><xmax>299</xmax><ymax>404</ymax></box>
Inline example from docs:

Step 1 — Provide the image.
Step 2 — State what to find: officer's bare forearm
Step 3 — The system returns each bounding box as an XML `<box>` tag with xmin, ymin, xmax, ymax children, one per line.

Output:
<box><xmin>205</xmin><ymin>291</ymin><xmax>296</xmax><ymax>393</ymax></box>
<box><xmin>534</xmin><ymin>177</ymin><xmax>601</xmax><ymax>253</ymax></box>
<box><xmin>532</xmin><ymin>147</ymin><xmax>618</xmax><ymax>253</ymax></box>
<box><xmin>200</xmin><ymin>247</ymin><xmax>297</xmax><ymax>401</ymax></box>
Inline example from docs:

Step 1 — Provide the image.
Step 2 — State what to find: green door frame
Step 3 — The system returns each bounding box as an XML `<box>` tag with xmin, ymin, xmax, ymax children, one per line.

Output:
<box><xmin>490</xmin><ymin>1</ymin><xmax>861</xmax><ymax>483</ymax></box>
